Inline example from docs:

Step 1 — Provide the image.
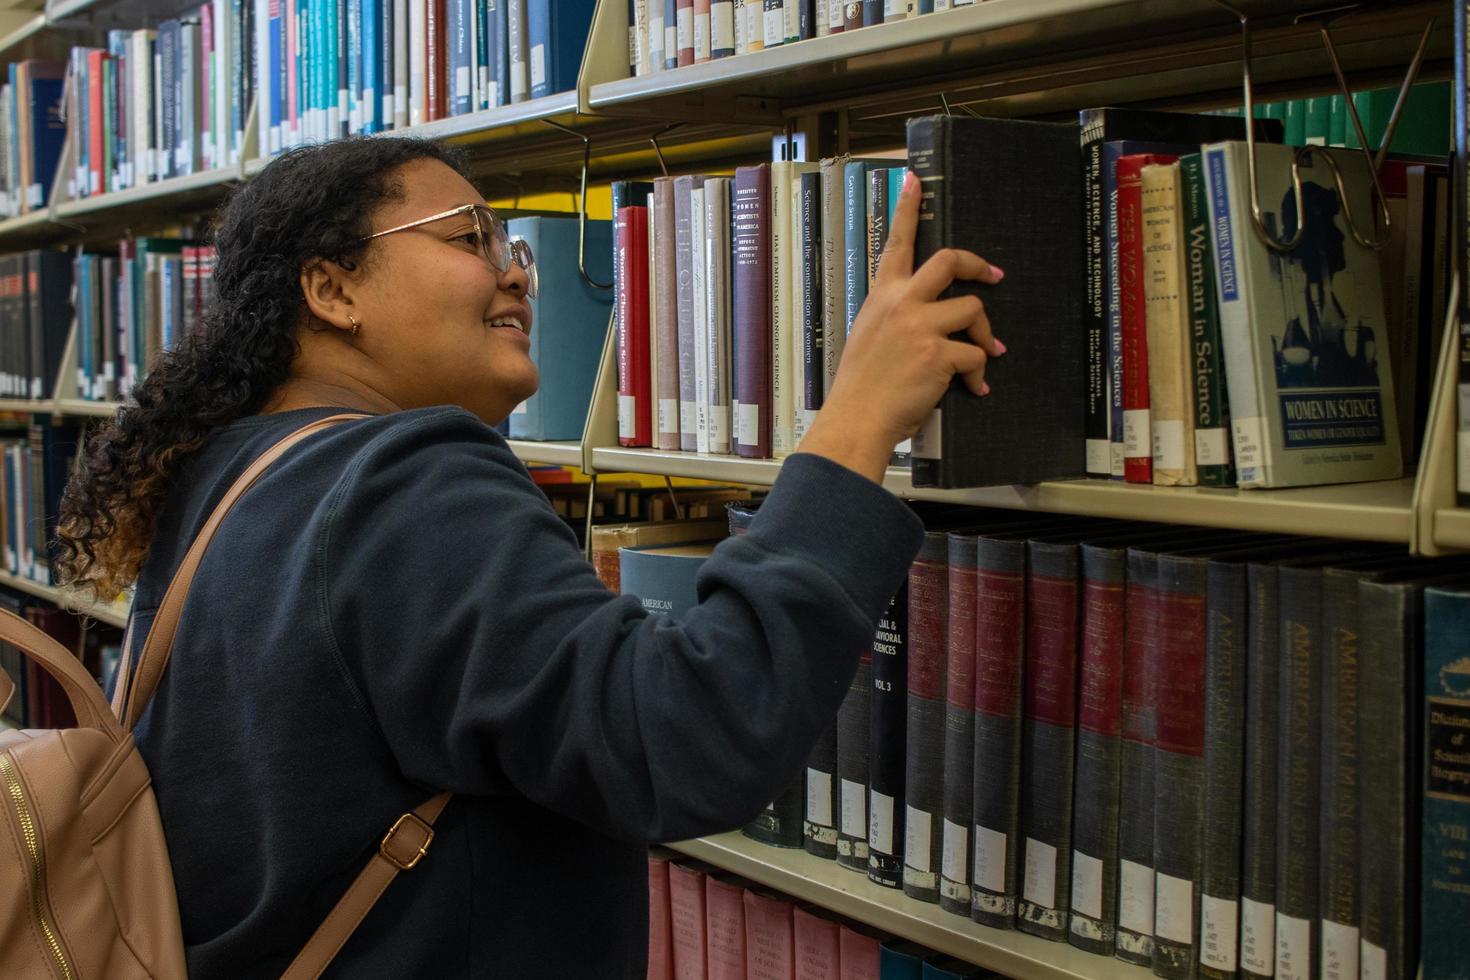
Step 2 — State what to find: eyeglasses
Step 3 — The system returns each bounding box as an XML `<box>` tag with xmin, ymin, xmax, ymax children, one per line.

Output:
<box><xmin>361</xmin><ymin>203</ymin><xmax>538</xmax><ymax>298</ymax></box>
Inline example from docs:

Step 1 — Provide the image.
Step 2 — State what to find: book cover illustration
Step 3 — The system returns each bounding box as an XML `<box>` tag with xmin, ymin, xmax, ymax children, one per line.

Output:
<box><xmin>1205</xmin><ymin>142</ymin><xmax>1401</xmax><ymax>488</ymax></box>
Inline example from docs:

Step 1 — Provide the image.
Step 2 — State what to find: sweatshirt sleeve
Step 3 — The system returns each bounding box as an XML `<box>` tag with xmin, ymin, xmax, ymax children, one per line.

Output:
<box><xmin>319</xmin><ymin>409</ymin><xmax>923</xmax><ymax>843</ymax></box>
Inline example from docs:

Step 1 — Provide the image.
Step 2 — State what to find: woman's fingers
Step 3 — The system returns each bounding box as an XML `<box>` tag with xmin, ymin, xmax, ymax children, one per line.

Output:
<box><xmin>944</xmin><ymin>339</ymin><xmax>991</xmax><ymax>397</ymax></box>
<box><xmin>874</xmin><ymin>170</ymin><xmax>921</xmax><ymax>284</ymax></box>
<box><xmin>928</xmin><ymin>295</ymin><xmax>1004</xmax><ymax>360</ymax></box>
<box><xmin>908</xmin><ymin>247</ymin><xmax>1003</xmax><ymax>302</ymax></box>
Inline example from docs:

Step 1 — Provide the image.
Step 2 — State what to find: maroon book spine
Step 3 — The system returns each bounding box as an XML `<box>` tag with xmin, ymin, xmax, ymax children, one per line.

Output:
<box><xmin>1118</xmin><ymin>153</ymin><xmax>1175</xmax><ymax>484</ymax></box>
<box><xmin>1068</xmin><ymin>541</ymin><xmax>1128</xmax><ymax>954</ymax></box>
<box><xmin>903</xmin><ymin>529</ymin><xmax>949</xmax><ymax>903</ymax></box>
<box><xmin>616</xmin><ymin>206</ymin><xmax>652</xmax><ymax>446</ymax></box>
<box><xmin>733</xmin><ymin>164</ymin><xmax>772</xmax><ymax>458</ymax></box>
<box><xmin>970</xmin><ymin>535</ymin><xmax>1027</xmax><ymax>928</ymax></box>
<box><xmin>939</xmin><ymin>530</ymin><xmax>978</xmax><ymax>916</ymax></box>
<box><xmin>1117</xmin><ymin>547</ymin><xmax>1161</xmax><ymax>965</ymax></box>
<box><xmin>1016</xmin><ymin>539</ymin><xmax>1081</xmax><ymax>941</ymax></box>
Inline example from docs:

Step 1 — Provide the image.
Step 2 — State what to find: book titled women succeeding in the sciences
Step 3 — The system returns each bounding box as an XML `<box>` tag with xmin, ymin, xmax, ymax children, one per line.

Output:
<box><xmin>1202</xmin><ymin>142</ymin><xmax>1402</xmax><ymax>488</ymax></box>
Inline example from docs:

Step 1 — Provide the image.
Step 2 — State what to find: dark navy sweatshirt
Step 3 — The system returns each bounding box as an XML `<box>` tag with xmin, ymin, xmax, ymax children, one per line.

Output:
<box><xmin>129</xmin><ymin>406</ymin><xmax>923</xmax><ymax>978</ymax></box>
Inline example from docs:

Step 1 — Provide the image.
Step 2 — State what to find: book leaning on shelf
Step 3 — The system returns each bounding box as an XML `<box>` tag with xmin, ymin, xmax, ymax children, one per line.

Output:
<box><xmin>0</xmin><ymin>62</ymin><xmax>66</xmax><ymax>218</ymax></box>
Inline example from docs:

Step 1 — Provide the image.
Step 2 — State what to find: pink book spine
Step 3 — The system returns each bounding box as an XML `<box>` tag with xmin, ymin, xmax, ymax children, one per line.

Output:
<box><xmin>743</xmin><ymin>890</ymin><xmax>796</xmax><ymax>980</ymax></box>
<box><xmin>793</xmin><ymin>907</ymin><xmax>840</xmax><ymax>980</ymax></box>
<box><xmin>648</xmin><ymin>856</ymin><xmax>674</xmax><ymax>980</ymax></box>
<box><xmin>705</xmin><ymin>876</ymin><xmax>747</xmax><ymax>980</ymax></box>
<box><xmin>837</xmin><ymin>926</ymin><xmax>880</xmax><ymax>980</ymax></box>
<box><xmin>668</xmin><ymin>864</ymin><xmax>709</xmax><ymax>980</ymax></box>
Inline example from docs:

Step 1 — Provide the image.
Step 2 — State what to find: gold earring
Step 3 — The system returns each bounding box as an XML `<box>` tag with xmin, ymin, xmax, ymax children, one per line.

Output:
<box><xmin>347</xmin><ymin>313</ymin><xmax>360</xmax><ymax>337</ymax></box>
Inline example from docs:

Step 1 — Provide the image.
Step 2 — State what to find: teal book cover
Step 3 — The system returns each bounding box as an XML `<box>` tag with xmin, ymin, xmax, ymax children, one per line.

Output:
<box><xmin>506</xmin><ymin>216</ymin><xmax>613</xmax><ymax>441</ymax></box>
<box><xmin>1423</xmin><ymin>586</ymin><xmax>1470</xmax><ymax>980</ymax></box>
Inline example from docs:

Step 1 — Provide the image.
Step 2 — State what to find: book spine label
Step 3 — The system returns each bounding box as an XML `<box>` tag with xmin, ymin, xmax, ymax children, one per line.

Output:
<box><xmin>971</xmin><ymin>537</ymin><xmax>1026</xmax><ymax>928</ymax></box>
<box><xmin>1069</xmin><ymin>543</ymin><xmax>1126</xmax><ymax>954</ymax></box>
<box><xmin>615</xmin><ymin>206</ymin><xmax>651</xmax><ymax>446</ymax></box>
<box><xmin>798</xmin><ymin>170</ymin><xmax>822</xmax><ymax>440</ymax></box>
<box><xmin>1017</xmin><ymin>545</ymin><xmax>1079</xmax><ymax>941</ymax></box>
<box><xmin>1082</xmin><ymin>132</ymin><xmax>1111</xmax><ymax>476</ymax></box>
<box><xmin>940</xmin><ymin>532</ymin><xmax>978</xmax><ymax>915</ymax></box>
<box><xmin>1422</xmin><ymin>587</ymin><xmax>1470</xmax><ymax>980</ymax></box>
<box><xmin>734</xmin><ymin>165</ymin><xmax>771</xmax><ymax>458</ymax></box>
<box><xmin>1152</xmin><ymin>555</ymin><xmax>1208</xmax><ymax>978</ymax></box>
<box><xmin>868</xmin><ymin>588</ymin><xmax>908</xmax><ymax>888</ymax></box>
<box><xmin>843</xmin><ymin>161</ymin><xmax>867</xmax><ymax>338</ymax></box>
<box><xmin>903</xmin><ymin>531</ymin><xmax>948</xmax><ymax>903</ymax></box>
<box><xmin>819</xmin><ymin>159</ymin><xmax>845</xmax><ymax>403</ymax></box>
<box><xmin>1180</xmin><ymin>154</ymin><xmax>1236</xmax><ymax>487</ymax></box>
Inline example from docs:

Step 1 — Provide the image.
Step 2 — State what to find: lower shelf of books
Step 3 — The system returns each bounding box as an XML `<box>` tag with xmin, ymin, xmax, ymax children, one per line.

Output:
<box><xmin>666</xmin><ymin>832</ymin><xmax>1151</xmax><ymax>980</ymax></box>
<box><xmin>1434</xmin><ymin>507</ymin><xmax>1470</xmax><ymax>550</ymax></box>
<box><xmin>589</xmin><ymin>447</ymin><xmax>1417</xmax><ymax>544</ymax></box>
<box><xmin>505</xmin><ymin>439</ymin><xmax>583</xmax><ymax>468</ymax></box>
<box><xmin>0</xmin><ymin>569</ymin><xmax>129</xmax><ymax>628</ymax></box>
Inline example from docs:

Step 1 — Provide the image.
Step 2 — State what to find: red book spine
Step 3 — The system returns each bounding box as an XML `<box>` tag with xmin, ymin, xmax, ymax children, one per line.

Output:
<box><xmin>676</xmin><ymin>0</ymin><xmax>695</xmax><ymax>67</ymax></box>
<box><xmin>87</xmin><ymin>51</ymin><xmax>108</xmax><ymax>197</ymax></box>
<box><xmin>1117</xmin><ymin>153</ymin><xmax>1172</xmax><ymax>484</ymax></box>
<box><xmin>426</xmin><ymin>0</ymin><xmax>444</xmax><ymax>120</ymax></box>
<box><xmin>903</xmin><ymin>530</ymin><xmax>948</xmax><ymax>902</ymax></box>
<box><xmin>668</xmin><ymin>863</ymin><xmax>708</xmax><ymax>978</ymax></box>
<box><xmin>743</xmin><ymin>889</ymin><xmax>795</xmax><ymax>980</ymax></box>
<box><xmin>616</xmin><ymin>205</ymin><xmax>652</xmax><ymax>446</ymax></box>
<box><xmin>837</xmin><ymin>924</ymin><xmax>880</xmax><ymax>980</ymax></box>
<box><xmin>792</xmin><ymin>906</ymin><xmax>840</xmax><ymax>980</ymax></box>
<box><xmin>705</xmin><ymin>876</ymin><xmax>747</xmax><ymax>980</ymax></box>
<box><xmin>648</xmin><ymin>855</ymin><xmax>673</xmax><ymax>980</ymax></box>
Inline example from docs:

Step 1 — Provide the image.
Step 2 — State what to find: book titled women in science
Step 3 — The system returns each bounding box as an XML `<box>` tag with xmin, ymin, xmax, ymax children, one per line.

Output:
<box><xmin>1202</xmin><ymin>142</ymin><xmax>1401</xmax><ymax>488</ymax></box>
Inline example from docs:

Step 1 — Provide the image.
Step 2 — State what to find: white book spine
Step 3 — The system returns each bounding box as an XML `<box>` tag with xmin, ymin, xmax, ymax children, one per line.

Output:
<box><xmin>706</xmin><ymin>178</ymin><xmax>732</xmax><ymax>455</ymax></box>
<box><xmin>691</xmin><ymin>185</ymin><xmax>709</xmax><ymax>454</ymax></box>
<box><xmin>770</xmin><ymin>161</ymin><xmax>793</xmax><ymax>458</ymax></box>
<box><xmin>507</xmin><ymin>0</ymin><xmax>529</xmax><ymax>100</ymax></box>
<box><xmin>214</xmin><ymin>0</ymin><xmax>230</xmax><ymax>167</ymax></box>
<box><xmin>393</xmin><ymin>0</ymin><xmax>409</xmax><ymax>127</ymax></box>
<box><xmin>791</xmin><ymin>170</ymin><xmax>810</xmax><ymax>444</ymax></box>
<box><xmin>409</xmin><ymin>0</ymin><xmax>427</xmax><ymax>125</ymax></box>
<box><xmin>256</xmin><ymin>0</ymin><xmax>271</xmax><ymax>153</ymax></box>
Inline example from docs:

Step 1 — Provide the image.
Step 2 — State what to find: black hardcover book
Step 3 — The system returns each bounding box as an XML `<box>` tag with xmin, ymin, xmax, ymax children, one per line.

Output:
<box><xmin>1457</xmin><ymin>0</ymin><xmax>1469</xmax><ymax>506</ymax></box>
<box><xmin>30</xmin><ymin>251</ymin><xmax>72</xmax><ymax>402</ymax></box>
<box><xmin>836</xmin><ymin>641</ymin><xmax>871</xmax><ymax>872</ymax></box>
<box><xmin>906</xmin><ymin>114</ymin><xmax>1085</xmax><ymax>489</ymax></box>
<box><xmin>861</xmin><ymin>0</ymin><xmax>881</xmax><ymax>26</ymax></box>
<box><xmin>1239</xmin><ymin>560</ymin><xmax>1280</xmax><ymax>980</ymax></box>
<box><xmin>1076</xmin><ymin>108</ymin><xmax>1283</xmax><ymax>478</ymax></box>
<box><xmin>1356</xmin><ymin>571</ymin><xmax>1460</xmax><ymax>980</ymax></box>
<box><xmin>1116</xmin><ymin>546</ymin><xmax>1160</xmax><ymax>966</ymax></box>
<box><xmin>867</xmin><ymin>583</ymin><xmax>909</xmax><ymax>887</ymax></box>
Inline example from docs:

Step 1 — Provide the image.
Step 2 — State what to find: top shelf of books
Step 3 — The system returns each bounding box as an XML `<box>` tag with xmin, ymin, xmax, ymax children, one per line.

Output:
<box><xmin>584</xmin><ymin>0</ymin><xmax>1449</xmax><ymax>127</ymax></box>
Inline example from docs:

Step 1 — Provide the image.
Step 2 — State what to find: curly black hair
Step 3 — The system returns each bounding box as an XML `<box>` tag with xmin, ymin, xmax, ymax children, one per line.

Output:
<box><xmin>56</xmin><ymin>136</ymin><xmax>467</xmax><ymax>599</ymax></box>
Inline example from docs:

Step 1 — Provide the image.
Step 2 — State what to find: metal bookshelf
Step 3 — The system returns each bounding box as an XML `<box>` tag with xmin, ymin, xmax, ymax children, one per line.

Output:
<box><xmin>668</xmin><ymin>833</ymin><xmax>1152</xmax><ymax>980</ymax></box>
<box><xmin>505</xmin><ymin>440</ymin><xmax>583</xmax><ymax>468</ymax></box>
<box><xmin>1435</xmin><ymin>508</ymin><xmax>1470</xmax><ymax>550</ymax></box>
<box><xmin>0</xmin><ymin>569</ymin><xmax>129</xmax><ymax>628</ymax></box>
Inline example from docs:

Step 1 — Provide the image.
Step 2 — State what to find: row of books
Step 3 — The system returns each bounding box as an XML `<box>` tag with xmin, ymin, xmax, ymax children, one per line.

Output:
<box><xmin>0</xmin><ymin>588</ymin><xmax>123</xmax><ymax>731</ymax></box>
<box><xmin>615</xmin><ymin>506</ymin><xmax>1470</xmax><ymax>980</ymax></box>
<box><xmin>1242</xmin><ymin>82</ymin><xmax>1450</xmax><ymax>158</ymax></box>
<box><xmin>65</xmin><ymin>0</ymin><xmax>257</xmax><ymax>199</ymax></box>
<box><xmin>0</xmin><ymin>251</ymin><xmax>72</xmax><ymax>401</ymax></box>
<box><xmin>255</xmin><ymin>0</ymin><xmax>597</xmax><ymax>154</ymax></box>
<box><xmin>0</xmin><ymin>62</ymin><xmax>66</xmax><ymax>218</ymax></box>
<box><xmin>0</xmin><ymin>419</ymin><xmax>80</xmax><ymax>589</ymax></box>
<box><xmin>647</xmin><ymin>852</ymin><xmax>1001</xmax><ymax>979</ymax></box>
<box><xmin>627</xmin><ymin>0</ymin><xmax>982</xmax><ymax>77</ymax></box>
<box><xmin>72</xmin><ymin>242</ymin><xmax>218</xmax><ymax>403</ymax></box>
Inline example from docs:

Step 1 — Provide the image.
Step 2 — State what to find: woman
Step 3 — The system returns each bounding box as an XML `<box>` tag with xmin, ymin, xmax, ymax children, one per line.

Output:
<box><xmin>58</xmin><ymin>137</ymin><xmax>1003</xmax><ymax>977</ymax></box>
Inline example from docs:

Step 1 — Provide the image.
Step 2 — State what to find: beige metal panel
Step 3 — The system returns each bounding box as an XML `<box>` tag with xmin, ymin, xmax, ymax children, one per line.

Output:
<box><xmin>667</xmin><ymin>832</ymin><xmax>1153</xmax><ymax>980</ymax></box>
<box><xmin>1415</xmin><ymin>278</ymin><xmax>1465</xmax><ymax>556</ymax></box>
<box><xmin>505</xmin><ymin>440</ymin><xmax>583</xmax><ymax>468</ymax></box>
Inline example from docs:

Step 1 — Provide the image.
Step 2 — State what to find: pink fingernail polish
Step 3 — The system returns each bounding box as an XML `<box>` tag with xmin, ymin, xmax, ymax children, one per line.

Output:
<box><xmin>990</xmin><ymin>265</ymin><xmax>1005</xmax><ymax>281</ymax></box>
<box><xmin>903</xmin><ymin>170</ymin><xmax>917</xmax><ymax>194</ymax></box>
<box><xmin>982</xmin><ymin>381</ymin><xmax>991</xmax><ymax>396</ymax></box>
<box><xmin>994</xmin><ymin>339</ymin><xmax>1008</xmax><ymax>356</ymax></box>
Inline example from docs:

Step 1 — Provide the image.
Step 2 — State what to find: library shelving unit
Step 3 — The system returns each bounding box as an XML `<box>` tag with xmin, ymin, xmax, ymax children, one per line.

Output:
<box><xmin>0</xmin><ymin>567</ymin><xmax>128</xmax><ymax>628</ymax></box>
<box><xmin>0</xmin><ymin>0</ymin><xmax>1461</xmax><ymax>975</ymax></box>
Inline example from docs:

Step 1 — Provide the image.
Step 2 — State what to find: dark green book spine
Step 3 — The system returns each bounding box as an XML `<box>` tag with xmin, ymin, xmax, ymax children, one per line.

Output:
<box><xmin>1178</xmin><ymin>153</ymin><xmax>1234</xmax><ymax>487</ymax></box>
<box><xmin>1239</xmin><ymin>563</ymin><xmax>1280</xmax><ymax>980</ymax></box>
<box><xmin>1275</xmin><ymin>565</ymin><xmax>1324</xmax><ymax>980</ymax></box>
<box><xmin>1199</xmin><ymin>559</ymin><xmax>1248</xmax><ymax>980</ymax></box>
<box><xmin>1357</xmin><ymin>579</ymin><xmax>1423</xmax><ymax>980</ymax></box>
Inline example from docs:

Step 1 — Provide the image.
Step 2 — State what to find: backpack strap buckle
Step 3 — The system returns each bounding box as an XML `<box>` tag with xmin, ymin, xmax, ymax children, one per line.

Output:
<box><xmin>379</xmin><ymin>812</ymin><xmax>435</xmax><ymax>871</ymax></box>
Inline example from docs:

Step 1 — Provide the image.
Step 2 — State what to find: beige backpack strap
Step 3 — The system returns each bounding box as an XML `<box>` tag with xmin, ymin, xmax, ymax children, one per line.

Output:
<box><xmin>0</xmin><ymin>662</ymin><xmax>12</xmax><ymax>716</ymax></box>
<box><xmin>110</xmin><ymin>410</ymin><xmax>453</xmax><ymax>980</ymax></box>
<box><xmin>280</xmin><ymin>791</ymin><xmax>453</xmax><ymax>980</ymax></box>
<box><xmin>118</xmin><ymin>413</ymin><xmax>368</xmax><ymax>731</ymax></box>
<box><xmin>0</xmin><ymin>609</ymin><xmax>124</xmax><ymax>737</ymax></box>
